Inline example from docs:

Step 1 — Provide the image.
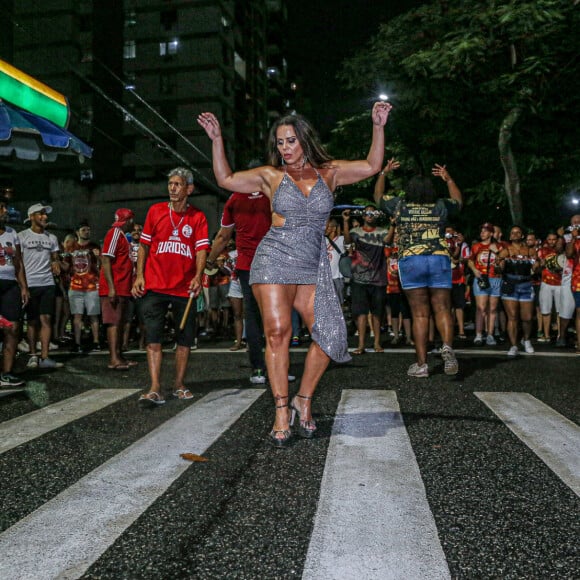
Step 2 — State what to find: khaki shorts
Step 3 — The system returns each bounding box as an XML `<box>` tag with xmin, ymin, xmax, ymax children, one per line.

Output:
<box><xmin>69</xmin><ymin>289</ymin><xmax>101</xmax><ymax>316</ymax></box>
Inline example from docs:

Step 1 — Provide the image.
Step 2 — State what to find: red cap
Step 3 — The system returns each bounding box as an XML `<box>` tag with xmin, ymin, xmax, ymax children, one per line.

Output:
<box><xmin>112</xmin><ymin>208</ymin><xmax>135</xmax><ymax>227</ymax></box>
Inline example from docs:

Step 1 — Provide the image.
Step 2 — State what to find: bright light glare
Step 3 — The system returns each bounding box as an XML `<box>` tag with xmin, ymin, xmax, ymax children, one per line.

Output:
<box><xmin>572</xmin><ymin>198</ymin><xmax>579</xmax><ymax>205</ymax></box>
<box><xmin>379</xmin><ymin>93</ymin><xmax>389</xmax><ymax>101</ymax></box>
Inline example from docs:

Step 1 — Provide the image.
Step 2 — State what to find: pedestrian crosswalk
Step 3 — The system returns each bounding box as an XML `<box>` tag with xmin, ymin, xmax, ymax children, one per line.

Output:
<box><xmin>0</xmin><ymin>389</ymin><xmax>140</xmax><ymax>455</ymax></box>
<box><xmin>475</xmin><ymin>392</ymin><xmax>580</xmax><ymax>496</ymax></box>
<box><xmin>303</xmin><ymin>390</ymin><xmax>450</xmax><ymax>580</ymax></box>
<box><xmin>0</xmin><ymin>386</ymin><xmax>578</xmax><ymax>579</ymax></box>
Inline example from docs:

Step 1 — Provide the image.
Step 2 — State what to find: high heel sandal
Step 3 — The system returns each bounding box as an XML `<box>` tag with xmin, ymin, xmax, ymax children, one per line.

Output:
<box><xmin>269</xmin><ymin>395</ymin><xmax>292</xmax><ymax>448</ymax></box>
<box><xmin>290</xmin><ymin>394</ymin><xmax>317</xmax><ymax>439</ymax></box>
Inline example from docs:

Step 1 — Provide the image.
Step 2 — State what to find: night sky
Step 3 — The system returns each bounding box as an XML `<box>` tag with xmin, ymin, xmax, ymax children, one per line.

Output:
<box><xmin>286</xmin><ymin>0</ymin><xmax>421</xmax><ymax>138</ymax></box>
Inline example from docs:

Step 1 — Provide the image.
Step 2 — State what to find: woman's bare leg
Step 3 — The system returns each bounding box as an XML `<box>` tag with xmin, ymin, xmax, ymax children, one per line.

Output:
<box><xmin>430</xmin><ymin>288</ymin><xmax>454</xmax><ymax>346</ymax></box>
<box><xmin>292</xmin><ymin>284</ymin><xmax>330</xmax><ymax>424</ymax></box>
<box><xmin>252</xmin><ymin>284</ymin><xmax>295</xmax><ymax>434</ymax></box>
<box><xmin>405</xmin><ymin>288</ymin><xmax>431</xmax><ymax>365</ymax></box>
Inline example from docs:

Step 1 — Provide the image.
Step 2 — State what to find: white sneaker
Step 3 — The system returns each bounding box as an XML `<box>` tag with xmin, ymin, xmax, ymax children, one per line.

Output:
<box><xmin>18</xmin><ymin>340</ymin><xmax>30</xmax><ymax>353</ymax></box>
<box><xmin>38</xmin><ymin>357</ymin><xmax>64</xmax><ymax>369</ymax></box>
<box><xmin>441</xmin><ymin>345</ymin><xmax>459</xmax><ymax>375</ymax></box>
<box><xmin>521</xmin><ymin>339</ymin><xmax>534</xmax><ymax>354</ymax></box>
<box><xmin>407</xmin><ymin>363</ymin><xmax>429</xmax><ymax>378</ymax></box>
<box><xmin>507</xmin><ymin>346</ymin><xmax>519</xmax><ymax>357</ymax></box>
<box><xmin>37</xmin><ymin>341</ymin><xmax>58</xmax><ymax>351</ymax></box>
<box><xmin>486</xmin><ymin>334</ymin><xmax>497</xmax><ymax>346</ymax></box>
<box><xmin>27</xmin><ymin>355</ymin><xmax>39</xmax><ymax>368</ymax></box>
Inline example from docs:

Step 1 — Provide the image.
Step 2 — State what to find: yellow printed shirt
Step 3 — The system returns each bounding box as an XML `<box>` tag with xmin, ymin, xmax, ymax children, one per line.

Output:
<box><xmin>379</xmin><ymin>196</ymin><xmax>461</xmax><ymax>259</ymax></box>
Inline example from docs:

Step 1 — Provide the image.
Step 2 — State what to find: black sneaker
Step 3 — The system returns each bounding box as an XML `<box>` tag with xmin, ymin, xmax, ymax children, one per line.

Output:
<box><xmin>0</xmin><ymin>373</ymin><xmax>25</xmax><ymax>387</ymax></box>
<box><xmin>91</xmin><ymin>343</ymin><xmax>102</xmax><ymax>351</ymax></box>
<box><xmin>71</xmin><ymin>344</ymin><xmax>83</xmax><ymax>354</ymax></box>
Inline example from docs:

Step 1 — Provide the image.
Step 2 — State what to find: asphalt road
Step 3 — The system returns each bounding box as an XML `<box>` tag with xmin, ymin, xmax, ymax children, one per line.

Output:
<box><xmin>0</xmin><ymin>339</ymin><xmax>578</xmax><ymax>579</ymax></box>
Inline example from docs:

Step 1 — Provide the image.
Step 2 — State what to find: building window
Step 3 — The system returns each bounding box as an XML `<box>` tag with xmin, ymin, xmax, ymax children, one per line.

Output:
<box><xmin>159</xmin><ymin>39</ymin><xmax>179</xmax><ymax>57</ymax></box>
<box><xmin>123</xmin><ymin>40</ymin><xmax>136</xmax><ymax>59</ymax></box>
<box><xmin>125</xmin><ymin>11</ymin><xmax>137</xmax><ymax>27</ymax></box>
<box><xmin>125</xmin><ymin>73</ymin><xmax>137</xmax><ymax>91</ymax></box>
<box><xmin>160</xmin><ymin>9</ymin><xmax>177</xmax><ymax>31</ymax></box>
<box><xmin>159</xmin><ymin>74</ymin><xmax>175</xmax><ymax>95</ymax></box>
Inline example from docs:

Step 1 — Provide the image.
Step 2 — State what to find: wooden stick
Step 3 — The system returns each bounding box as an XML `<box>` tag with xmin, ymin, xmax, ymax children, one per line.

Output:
<box><xmin>179</xmin><ymin>293</ymin><xmax>195</xmax><ymax>331</ymax></box>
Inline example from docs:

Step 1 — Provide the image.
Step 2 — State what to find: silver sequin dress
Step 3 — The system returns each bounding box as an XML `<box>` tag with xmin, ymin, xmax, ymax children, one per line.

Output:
<box><xmin>250</xmin><ymin>171</ymin><xmax>351</xmax><ymax>363</ymax></box>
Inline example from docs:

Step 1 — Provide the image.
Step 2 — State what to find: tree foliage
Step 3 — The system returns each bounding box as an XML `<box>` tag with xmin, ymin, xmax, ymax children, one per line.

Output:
<box><xmin>335</xmin><ymin>0</ymin><xmax>580</xmax><ymax>235</ymax></box>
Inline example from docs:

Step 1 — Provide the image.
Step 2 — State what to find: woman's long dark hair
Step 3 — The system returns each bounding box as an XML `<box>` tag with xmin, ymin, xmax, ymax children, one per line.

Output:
<box><xmin>404</xmin><ymin>175</ymin><xmax>437</xmax><ymax>204</ymax></box>
<box><xmin>266</xmin><ymin>114</ymin><xmax>333</xmax><ymax>167</ymax></box>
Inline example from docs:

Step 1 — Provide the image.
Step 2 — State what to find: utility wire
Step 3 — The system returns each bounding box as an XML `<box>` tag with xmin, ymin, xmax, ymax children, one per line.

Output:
<box><xmin>72</xmin><ymin>71</ymin><xmax>221</xmax><ymax>194</ymax></box>
<box><xmin>2</xmin><ymin>2</ymin><xmax>221</xmax><ymax>193</ymax></box>
<box><xmin>92</xmin><ymin>58</ymin><xmax>212</xmax><ymax>165</ymax></box>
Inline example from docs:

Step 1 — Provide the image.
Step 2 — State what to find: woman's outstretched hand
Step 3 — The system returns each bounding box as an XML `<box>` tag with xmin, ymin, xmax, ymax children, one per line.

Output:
<box><xmin>372</xmin><ymin>101</ymin><xmax>392</xmax><ymax>126</ymax></box>
<box><xmin>197</xmin><ymin>112</ymin><xmax>222</xmax><ymax>140</ymax></box>
<box><xmin>432</xmin><ymin>164</ymin><xmax>453</xmax><ymax>183</ymax></box>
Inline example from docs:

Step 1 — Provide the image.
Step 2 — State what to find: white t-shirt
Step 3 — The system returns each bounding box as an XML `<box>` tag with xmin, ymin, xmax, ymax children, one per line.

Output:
<box><xmin>18</xmin><ymin>228</ymin><xmax>59</xmax><ymax>287</ymax></box>
<box><xmin>0</xmin><ymin>227</ymin><xmax>20</xmax><ymax>281</ymax></box>
<box><xmin>326</xmin><ymin>234</ymin><xmax>345</xmax><ymax>279</ymax></box>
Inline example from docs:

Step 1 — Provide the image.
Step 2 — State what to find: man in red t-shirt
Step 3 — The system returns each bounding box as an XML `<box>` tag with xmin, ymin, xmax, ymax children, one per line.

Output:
<box><xmin>67</xmin><ymin>222</ymin><xmax>101</xmax><ymax>353</ymax></box>
<box><xmin>133</xmin><ymin>167</ymin><xmax>210</xmax><ymax>406</ymax></box>
<box><xmin>100</xmin><ymin>208</ymin><xmax>135</xmax><ymax>370</ymax></box>
<box><xmin>564</xmin><ymin>214</ymin><xmax>580</xmax><ymax>354</ymax></box>
<box><xmin>537</xmin><ymin>232</ymin><xmax>563</xmax><ymax>341</ymax></box>
<box><xmin>206</xmin><ymin>189</ymin><xmax>271</xmax><ymax>383</ymax></box>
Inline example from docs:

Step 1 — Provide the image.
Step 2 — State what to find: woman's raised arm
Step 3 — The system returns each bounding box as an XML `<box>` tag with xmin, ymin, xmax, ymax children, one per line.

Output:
<box><xmin>332</xmin><ymin>101</ymin><xmax>392</xmax><ymax>188</ymax></box>
<box><xmin>197</xmin><ymin>112</ymin><xmax>274</xmax><ymax>195</ymax></box>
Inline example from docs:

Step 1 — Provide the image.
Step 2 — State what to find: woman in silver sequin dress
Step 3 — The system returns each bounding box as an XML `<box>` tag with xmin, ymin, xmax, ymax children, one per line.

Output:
<box><xmin>198</xmin><ymin>102</ymin><xmax>392</xmax><ymax>447</ymax></box>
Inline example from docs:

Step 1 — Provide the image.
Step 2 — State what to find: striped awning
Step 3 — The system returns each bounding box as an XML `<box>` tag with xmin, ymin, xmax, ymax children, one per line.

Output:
<box><xmin>0</xmin><ymin>100</ymin><xmax>92</xmax><ymax>162</ymax></box>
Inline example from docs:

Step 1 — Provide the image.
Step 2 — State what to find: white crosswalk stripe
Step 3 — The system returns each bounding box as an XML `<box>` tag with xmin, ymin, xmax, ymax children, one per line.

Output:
<box><xmin>0</xmin><ymin>388</ymin><xmax>265</xmax><ymax>580</ymax></box>
<box><xmin>0</xmin><ymin>385</ymin><xmax>578</xmax><ymax>579</ymax></box>
<box><xmin>303</xmin><ymin>389</ymin><xmax>450</xmax><ymax>580</ymax></box>
<box><xmin>475</xmin><ymin>392</ymin><xmax>580</xmax><ymax>496</ymax></box>
<box><xmin>0</xmin><ymin>389</ymin><xmax>140</xmax><ymax>455</ymax></box>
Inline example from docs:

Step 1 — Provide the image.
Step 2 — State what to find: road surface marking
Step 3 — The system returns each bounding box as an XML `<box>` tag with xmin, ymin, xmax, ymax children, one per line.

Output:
<box><xmin>0</xmin><ymin>389</ymin><xmax>140</xmax><ymax>455</ymax></box>
<box><xmin>303</xmin><ymin>389</ymin><xmax>450</xmax><ymax>580</ymax></box>
<box><xmin>0</xmin><ymin>388</ymin><xmax>264</xmax><ymax>580</ymax></box>
<box><xmin>475</xmin><ymin>392</ymin><xmax>580</xmax><ymax>496</ymax></box>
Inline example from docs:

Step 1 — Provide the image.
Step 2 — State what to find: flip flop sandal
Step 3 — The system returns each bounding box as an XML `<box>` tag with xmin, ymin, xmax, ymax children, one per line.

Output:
<box><xmin>351</xmin><ymin>348</ymin><xmax>366</xmax><ymax>355</ymax></box>
<box><xmin>121</xmin><ymin>360</ymin><xmax>138</xmax><ymax>367</ymax></box>
<box><xmin>173</xmin><ymin>389</ymin><xmax>194</xmax><ymax>400</ymax></box>
<box><xmin>139</xmin><ymin>392</ymin><xmax>165</xmax><ymax>406</ymax></box>
<box><xmin>108</xmin><ymin>363</ymin><xmax>130</xmax><ymax>371</ymax></box>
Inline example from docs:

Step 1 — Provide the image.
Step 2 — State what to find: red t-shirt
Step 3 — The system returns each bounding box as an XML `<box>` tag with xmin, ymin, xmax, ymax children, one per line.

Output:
<box><xmin>99</xmin><ymin>227</ymin><xmax>132</xmax><ymax>297</ymax></box>
<box><xmin>450</xmin><ymin>242</ymin><xmax>470</xmax><ymax>285</ymax></box>
<box><xmin>537</xmin><ymin>246</ymin><xmax>562</xmax><ymax>285</ymax></box>
<box><xmin>384</xmin><ymin>247</ymin><xmax>401</xmax><ymax>294</ymax></box>
<box><xmin>221</xmin><ymin>192</ymin><xmax>271</xmax><ymax>271</ymax></box>
<box><xmin>571</xmin><ymin>239</ymin><xmax>580</xmax><ymax>292</ymax></box>
<box><xmin>68</xmin><ymin>241</ymin><xmax>100</xmax><ymax>291</ymax></box>
<box><xmin>141</xmin><ymin>202</ymin><xmax>210</xmax><ymax>297</ymax></box>
<box><xmin>471</xmin><ymin>242</ymin><xmax>500</xmax><ymax>278</ymax></box>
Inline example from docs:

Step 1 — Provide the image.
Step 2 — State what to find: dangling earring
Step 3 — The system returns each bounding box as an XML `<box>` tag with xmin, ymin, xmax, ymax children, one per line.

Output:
<box><xmin>281</xmin><ymin>156</ymin><xmax>285</xmax><ymax>166</ymax></box>
<box><xmin>302</xmin><ymin>155</ymin><xmax>308</xmax><ymax>168</ymax></box>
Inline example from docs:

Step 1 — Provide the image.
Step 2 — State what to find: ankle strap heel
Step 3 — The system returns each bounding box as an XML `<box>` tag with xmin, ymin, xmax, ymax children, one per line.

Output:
<box><xmin>270</xmin><ymin>396</ymin><xmax>292</xmax><ymax>448</ymax></box>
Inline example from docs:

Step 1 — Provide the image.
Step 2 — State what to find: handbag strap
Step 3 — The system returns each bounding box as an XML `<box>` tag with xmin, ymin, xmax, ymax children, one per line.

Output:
<box><xmin>485</xmin><ymin>243</ymin><xmax>493</xmax><ymax>274</ymax></box>
<box><xmin>326</xmin><ymin>235</ymin><xmax>346</xmax><ymax>256</ymax></box>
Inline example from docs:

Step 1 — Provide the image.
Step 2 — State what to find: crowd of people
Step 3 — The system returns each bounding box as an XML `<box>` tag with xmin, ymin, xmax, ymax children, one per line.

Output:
<box><xmin>1</xmin><ymin>102</ymin><xmax>579</xmax><ymax>447</ymax></box>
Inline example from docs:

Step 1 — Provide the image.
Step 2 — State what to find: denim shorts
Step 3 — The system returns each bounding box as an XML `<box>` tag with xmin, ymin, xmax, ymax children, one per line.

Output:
<box><xmin>472</xmin><ymin>276</ymin><xmax>501</xmax><ymax>298</ymax></box>
<box><xmin>501</xmin><ymin>279</ymin><xmax>534</xmax><ymax>302</ymax></box>
<box><xmin>574</xmin><ymin>291</ymin><xmax>580</xmax><ymax>309</ymax></box>
<box><xmin>398</xmin><ymin>255</ymin><xmax>452</xmax><ymax>290</ymax></box>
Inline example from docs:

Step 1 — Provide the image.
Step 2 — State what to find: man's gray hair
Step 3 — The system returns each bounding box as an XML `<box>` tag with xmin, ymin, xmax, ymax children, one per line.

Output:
<box><xmin>168</xmin><ymin>167</ymin><xmax>194</xmax><ymax>185</ymax></box>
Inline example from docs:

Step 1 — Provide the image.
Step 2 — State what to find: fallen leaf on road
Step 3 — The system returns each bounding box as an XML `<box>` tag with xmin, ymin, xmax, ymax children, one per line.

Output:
<box><xmin>180</xmin><ymin>453</ymin><xmax>208</xmax><ymax>462</ymax></box>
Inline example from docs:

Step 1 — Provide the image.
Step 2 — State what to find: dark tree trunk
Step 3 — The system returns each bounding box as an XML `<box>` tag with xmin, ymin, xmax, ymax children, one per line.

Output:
<box><xmin>498</xmin><ymin>106</ymin><xmax>523</xmax><ymax>224</ymax></box>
